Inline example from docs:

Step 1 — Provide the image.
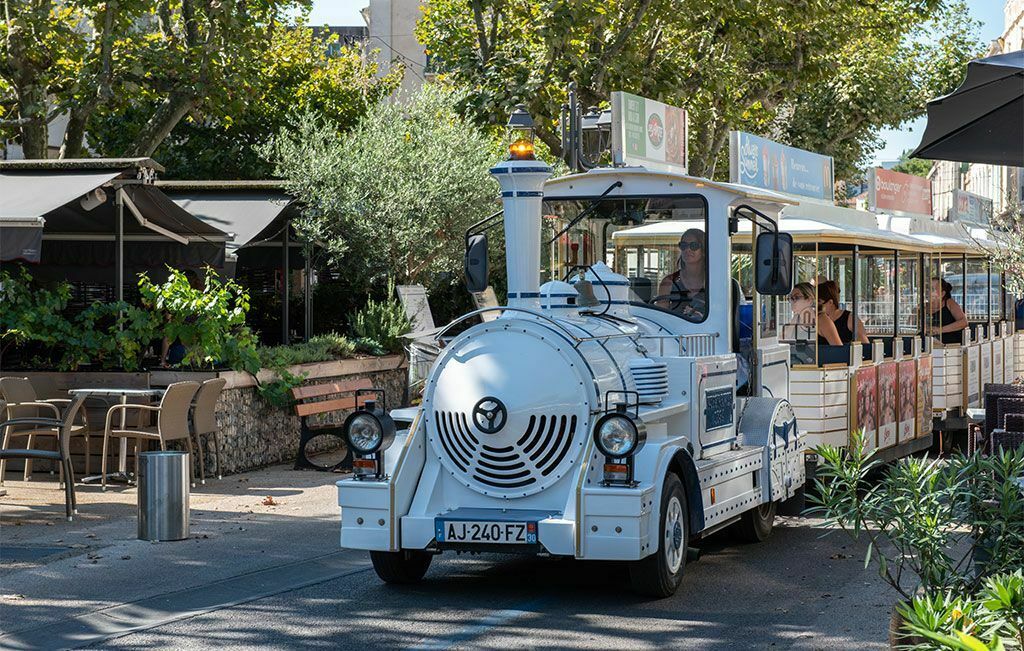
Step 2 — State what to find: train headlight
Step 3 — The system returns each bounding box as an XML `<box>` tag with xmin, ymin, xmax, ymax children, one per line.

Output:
<box><xmin>343</xmin><ymin>398</ymin><xmax>396</xmax><ymax>480</ymax></box>
<box><xmin>593</xmin><ymin>409</ymin><xmax>646</xmax><ymax>458</ymax></box>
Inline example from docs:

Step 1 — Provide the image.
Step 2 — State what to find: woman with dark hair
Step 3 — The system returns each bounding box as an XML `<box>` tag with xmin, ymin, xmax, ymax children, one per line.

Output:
<box><xmin>655</xmin><ymin>228</ymin><xmax>707</xmax><ymax>320</ymax></box>
<box><xmin>787</xmin><ymin>282</ymin><xmax>842</xmax><ymax>345</ymax></box>
<box><xmin>930</xmin><ymin>278</ymin><xmax>968</xmax><ymax>344</ymax></box>
<box><xmin>818</xmin><ymin>280</ymin><xmax>869</xmax><ymax>344</ymax></box>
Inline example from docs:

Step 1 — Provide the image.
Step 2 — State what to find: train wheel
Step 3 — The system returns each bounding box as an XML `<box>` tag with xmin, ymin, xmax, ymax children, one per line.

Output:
<box><xmin>736</xmin><ymin>501</ymin><xmax>776</xmax><ymax>543</ymax></box>
<box><xmin>370</xmin><ymin>549</ymin><xmax>433</xmax><ymax>584</ymax></box>
<box><xmin>629</xmin><ymin>473</ymin><xmax>688</xmax><ymax>598</ymax></box>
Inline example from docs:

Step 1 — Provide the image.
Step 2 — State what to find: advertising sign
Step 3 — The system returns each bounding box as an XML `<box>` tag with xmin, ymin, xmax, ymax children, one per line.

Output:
<box><xmin>949</xmin><ymin>189</ymin><xmax>994</xmax><ymax>225</ymax></box>
<box><xmin>964</xmin><ymin>345</ymin><xmax>980</xmax><ymax>408</ymax></box>
<box><xmin>611</xmin><ymin>92</ymin><xmax>688</xmax><ymax>174</ymax></box>
<box><xmin>852</xmin><ymin>366</ymin><xmax>878</xmax><ymax>452</ymax></box>
<box><xmin>877</xmin><ymin>362</ymin><xmax>898</xmax><ymax>449</ymax></box>
<box><xmin>994</xmin><ymin>338</ymin><xmax>1004</xmax><ymax>388</ymax></box>
<box><xmin>898</xmin><ymin>359</ymin><xmax>917</xmax><ymax>443</ymax></box>
<box><xmin>729</xmin><ymin>131</ymin><xmax>834</xmax><ymax>201</ymax></box>
<box><xmin>918</xmin><ymin>355</ymin><xmax>933</xmax><ymax>438</ymax></box>
<box><xmin>868</xmin><ymin>168</ymin><xmax>933</xmax><ymax>217</ymax></box>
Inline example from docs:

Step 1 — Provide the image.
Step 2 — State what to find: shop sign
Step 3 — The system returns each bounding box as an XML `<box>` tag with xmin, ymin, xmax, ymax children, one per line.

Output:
<box><xmin>868</xmin><ymin>168</ymin><xmax>932</xmax><ymax>216</ymax></box>
<box><xmin>729</xmin><ymin>131</ymin><xmax>834</xmax><ymax>201</ymax></box>
<box><xmin>611</xmin><ymin>92</ymin><xmax>688</xmax><ymax>174</ymax></box>
<box><xmin>949</xmin><ymin>189</ymin><xmax>994</xmax><ymax>225</ymax></box>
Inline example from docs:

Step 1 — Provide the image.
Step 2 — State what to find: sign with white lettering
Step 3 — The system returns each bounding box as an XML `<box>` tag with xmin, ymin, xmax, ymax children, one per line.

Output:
<box><xmin>729</xmin><ymin>131</ymin><xmax>834</xmax><ymax>201</ymax></box>
<box><xmin>611</xmin><ymin>92</ymin><xmax>687</xmax><ymax>174</ymax></box>
<box><xmin>868</xmin><ymin>168</ymin><xmax>932</xmax><ymax>217</ymax></box>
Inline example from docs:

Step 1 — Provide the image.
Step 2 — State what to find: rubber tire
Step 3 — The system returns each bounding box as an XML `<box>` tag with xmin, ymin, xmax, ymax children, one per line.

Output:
<box><xmin>370</xmin><ymin>549</ymin><xmax>433</xmax><ymax>584</ymax></box>
<box><xmin>735</xmin><ymin>500</ymin><xmax>777</xmax><ymax>543</ymax></box>
<box><xmin>629</xmin><ymin>473</ymin><xmax>688</xmax><ymax>598</ymax></box>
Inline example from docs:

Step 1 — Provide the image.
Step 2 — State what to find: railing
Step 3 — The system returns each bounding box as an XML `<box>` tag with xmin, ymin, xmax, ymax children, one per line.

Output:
<box><xmin>641</xmin><ymin>333</ymin><xmax>719</xmax><ymax>357</ymax></box>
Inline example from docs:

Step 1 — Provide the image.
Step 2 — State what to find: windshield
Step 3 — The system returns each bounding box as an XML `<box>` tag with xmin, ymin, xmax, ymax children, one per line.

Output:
<box><xmin>542</xmin><ymin>196</ymin><xmax>709</xmax><ymax>323</ymax></box>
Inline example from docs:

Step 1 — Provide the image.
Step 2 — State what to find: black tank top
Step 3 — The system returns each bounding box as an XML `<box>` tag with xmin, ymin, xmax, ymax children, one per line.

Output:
<box><xmin>817</xmin><ymin>310</ymin><xmax>854</xmax><ymax>346</ymax></box>
<box><xmin>932</xmin><ymin>300</ymin><xmax>963</xmax><ymax>344</ymax></box>
<box><xmin>833</xmin><ymin>310</ymin><xmax>854</xmax><ymax>344</ymax></box>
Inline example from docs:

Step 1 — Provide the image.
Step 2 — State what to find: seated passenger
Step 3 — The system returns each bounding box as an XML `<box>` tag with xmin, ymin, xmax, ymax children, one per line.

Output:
<box><xmin>654</xmin><ymin>228</ymin><xmax>707</xmax><ymax>320</ymax></box>
<box><xmin>930</xmin><ymin>278</ymin><xmax>968</xmax><ymax>344</ymax></box>
<box><xmin>787</xmin><ymin>282</ymin><xmax>842</xmax><ymax>345</ymax></box>
<box><xmin>818</xmin><ymin>280</ymin><xmax>869</xmax><ymax>344</ymax></box>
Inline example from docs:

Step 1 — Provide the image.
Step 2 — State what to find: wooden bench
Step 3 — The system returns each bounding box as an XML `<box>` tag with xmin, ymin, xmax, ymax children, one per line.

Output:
<box><xmin>291</xmin><ymin>378</ymin><xmax>375</xmax><ymax>472</ymax></box>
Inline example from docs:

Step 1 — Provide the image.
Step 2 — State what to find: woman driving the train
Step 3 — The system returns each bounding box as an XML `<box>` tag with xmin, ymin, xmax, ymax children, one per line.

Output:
<box><xmin>655</xmin><ymin>228</ymin><xmax>707</xmax><ymax>320</ymax></box>
<box><xmin>930</xmin><ymin>278</ymin><xmax>968</xmax><ymax>344</ymax></box>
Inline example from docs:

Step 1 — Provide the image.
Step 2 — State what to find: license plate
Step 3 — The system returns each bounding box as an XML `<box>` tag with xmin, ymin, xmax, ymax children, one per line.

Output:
<box><xmin>436</xmin><ymin>519</ymin><xmax>536</xmax><ymax>544</ymax></box>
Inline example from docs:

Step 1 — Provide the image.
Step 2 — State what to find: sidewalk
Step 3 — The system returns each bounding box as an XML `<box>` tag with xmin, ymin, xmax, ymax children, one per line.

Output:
<box><xmin>0</xmin><ymin>462</ymin><xmax>361</xmax><ymax>650</ymax></box>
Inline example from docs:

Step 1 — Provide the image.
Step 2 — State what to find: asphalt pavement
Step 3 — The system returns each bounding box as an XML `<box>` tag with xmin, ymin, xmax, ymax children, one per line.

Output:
<box><xmin>1</xmin><ymin>465</ymin><xmax>895</xmax><ymax>650</ymax></box>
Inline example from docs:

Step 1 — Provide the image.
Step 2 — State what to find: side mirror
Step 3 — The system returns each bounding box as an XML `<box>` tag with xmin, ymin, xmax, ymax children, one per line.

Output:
<box><xmin>755</xmin><ymin>231</ymin><xmax>794</xmax><ymax>295</ymax></box>
<box><xmin>465</xmin><ymin>233</ymin><xmax>489</xmax><ymax>293</ymax></box>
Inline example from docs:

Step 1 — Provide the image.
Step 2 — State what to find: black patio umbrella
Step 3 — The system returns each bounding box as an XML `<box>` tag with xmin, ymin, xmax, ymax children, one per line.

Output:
<box><xmin>910</xmin><ymin>50</ymin><xmax>1023</xmax><ymax>167</ymax></box>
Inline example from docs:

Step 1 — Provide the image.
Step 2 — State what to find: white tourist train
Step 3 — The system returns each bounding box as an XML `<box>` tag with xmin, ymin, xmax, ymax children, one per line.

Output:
<box><xmin>335</xmin><ymin>103</ymin><xmax>1016</xmax><ymax>597</ymax></box>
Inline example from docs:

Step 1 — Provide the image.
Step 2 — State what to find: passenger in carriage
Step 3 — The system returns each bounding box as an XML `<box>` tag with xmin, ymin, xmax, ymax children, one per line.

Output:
<box><xmin>787</xmin><ymin>282</ymin><xmax>842</xmax><ymax>345</ymax></box>
<box><xmin>930</xmin><ymin>278</ymin><xmax>968</xmax><ymax>344</ymax></box>
<box><xmin>818</xmin><ymin>280</ymin><xmax>870</xmax><ymax>345</ymax></box>
<box><xmin>655</xmin><ymin>228</ymin><xmax>707</xmax><ymax>320</ymax></box>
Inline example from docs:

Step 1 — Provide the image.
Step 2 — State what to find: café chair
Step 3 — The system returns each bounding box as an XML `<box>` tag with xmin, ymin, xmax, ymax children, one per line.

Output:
<box><xmin>191</xmin><ymin>377</ymin><xmax>227</xmax><ymax>483</ymax></box>
<box><xmin>0</xmin><ymin>394</ymin><xmax>88</xmax><ymax>520</ymax></box>
<box><xmin>0</xmin><ymin>377</ymin><xmax>90</xmax><ymax>484</ymax></box>
<box><xmin>101</xmin><ymin>381</ymin><xmax>200</xmax><ymax>491</ymax></box>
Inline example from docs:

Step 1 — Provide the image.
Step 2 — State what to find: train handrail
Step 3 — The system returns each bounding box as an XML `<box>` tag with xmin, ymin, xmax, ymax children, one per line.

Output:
<box><xmin>432</xmin><ymin>306</ymin><xmax>585</xmax><ymax>345</ymax></box>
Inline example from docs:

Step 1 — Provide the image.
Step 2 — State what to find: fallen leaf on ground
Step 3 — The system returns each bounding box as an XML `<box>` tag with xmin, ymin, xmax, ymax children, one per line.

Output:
<box><xmin>84</xmin><ymin>533</ymin><xmax>96</xmax><ymax>539</ymax></box>
<box><xmin>120</xmin><ymin>555</ymin><xmax>131</xmax><ymax>560</ymax></box>
<box><xmin>829</xmin><ymin>553</ymin><xmax>852</xmax><ymax>560</ymax></box>
<box><xmin>262</xmin><ymin>496</ymin><xmax>278</xmax><ymax>506</ymax></box>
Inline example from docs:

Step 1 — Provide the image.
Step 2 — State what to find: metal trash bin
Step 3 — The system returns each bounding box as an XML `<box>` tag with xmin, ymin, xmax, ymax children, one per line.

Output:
<box><xmin>137</xmin><ymin>451</ymin><xmax>190</xmax><ymax>541</ymax></box>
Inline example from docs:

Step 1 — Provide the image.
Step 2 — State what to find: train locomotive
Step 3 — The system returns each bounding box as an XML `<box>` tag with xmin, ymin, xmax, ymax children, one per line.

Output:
<box><xmin>336</xmin><ymin>131</ymin><xmax>808</xmax><ymax>597</ymax></box>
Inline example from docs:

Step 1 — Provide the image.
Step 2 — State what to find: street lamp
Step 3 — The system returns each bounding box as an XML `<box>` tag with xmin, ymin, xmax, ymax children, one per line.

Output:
<box><xmin>507</xmin><ymin>104</ymin><xmax>536</xmax><ymax>160</ymax></box>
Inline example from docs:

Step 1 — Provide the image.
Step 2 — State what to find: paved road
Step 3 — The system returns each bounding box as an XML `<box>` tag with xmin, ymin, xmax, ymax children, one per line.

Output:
<box><xmin>96</xmin><ymin>517</ymin><xmax>892</xmax><ymax>650</ymax></box>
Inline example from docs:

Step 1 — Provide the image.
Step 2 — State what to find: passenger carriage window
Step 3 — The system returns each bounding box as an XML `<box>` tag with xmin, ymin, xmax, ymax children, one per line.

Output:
<box><xmin>965</xmin><ymin>258</ymin><xmax>989</xmax><ymax>322</ymax></box>
<box><xmin>545</xmin><ymin>196</ymin><xmax>710</xmax><ymax>323</ymax></box>
<box><xmin>898</xmin><ymin>256</ymin><xmax>920</xmax><ymax>336</ymax></box>
<box><xmin>857</xmin><ymin>253</ymin><xmax>895</xmax><ymax>337</ymax></box>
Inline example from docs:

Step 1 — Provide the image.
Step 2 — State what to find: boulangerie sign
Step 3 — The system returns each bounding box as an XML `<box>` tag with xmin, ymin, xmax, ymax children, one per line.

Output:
<box><xmin>868</xmin><ymin>168</ymin><xmax>933</xmax><ymax>216</ymax></box>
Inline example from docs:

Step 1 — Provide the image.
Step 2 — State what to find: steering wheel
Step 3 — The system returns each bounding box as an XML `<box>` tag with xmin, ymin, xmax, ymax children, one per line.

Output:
<box><xmin>651</xmin><ymin>292</ymin><xmax>704</xmax><ymax>319</ymax></box>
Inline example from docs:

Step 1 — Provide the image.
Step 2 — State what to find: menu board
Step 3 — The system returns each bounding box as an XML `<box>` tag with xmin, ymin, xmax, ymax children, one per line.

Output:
<box><xmin>898</xmin><ymin>359</ymin><xmax>917</xmax><ymax>443</ymax></box>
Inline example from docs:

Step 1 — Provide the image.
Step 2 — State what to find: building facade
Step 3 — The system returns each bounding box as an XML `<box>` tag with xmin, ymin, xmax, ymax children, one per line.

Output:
<box><xmin>364</xmin><ymin>0</ymin><xmax>431</xmax><ymax>97</ymax></box>
<box><xmin>930</xmin><ymin>0</ymin><xmax>1023</xmax><ymax>221</ymax></box>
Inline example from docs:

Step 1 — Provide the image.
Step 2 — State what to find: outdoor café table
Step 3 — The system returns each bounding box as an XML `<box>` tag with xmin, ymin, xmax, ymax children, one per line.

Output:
<box><xmin>70</xmin><ymin>388</ymin><xmax>164</xmax><ymax>485</ymax></box>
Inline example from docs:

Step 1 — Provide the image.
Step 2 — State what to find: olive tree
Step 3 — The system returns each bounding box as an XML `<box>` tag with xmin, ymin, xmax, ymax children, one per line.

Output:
<box><xmin>265</xmin><ymin>85</ymin><xmax>501</xmax><ymax>290</ymax></box>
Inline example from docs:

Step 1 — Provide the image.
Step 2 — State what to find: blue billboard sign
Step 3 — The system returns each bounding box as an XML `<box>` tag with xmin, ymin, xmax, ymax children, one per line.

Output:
<box><xmin>729</xmin><ymin>131</ymin><xmax>835</xmax><ymax>202</ymax></box>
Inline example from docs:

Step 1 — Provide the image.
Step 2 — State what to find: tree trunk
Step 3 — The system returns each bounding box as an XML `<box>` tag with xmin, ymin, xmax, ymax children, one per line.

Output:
<box><xmin>129</xmin><ymin>93</ymin><xmax>198</xmax><ymax>157</ymax></box>
<box><xmin>59</xmin><ymin>105</ymin><xmax>91</xmax><ymax>159</ymax></box>
<box><xmin>17</xmin><ymin>82</ymin><xmax>49</xmax><ymax>159</ymax></box>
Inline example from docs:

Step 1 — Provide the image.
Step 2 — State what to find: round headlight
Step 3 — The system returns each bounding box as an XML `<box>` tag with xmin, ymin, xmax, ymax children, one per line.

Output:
<box><xmin>346</xmin><ymin>412</ymin><xmax>384</xmax><ymax>453</ymax></box>
<box><xmin>593</xmin><ymin>413</ymin><xmax>645</xmax><ymax>457</ymax></box>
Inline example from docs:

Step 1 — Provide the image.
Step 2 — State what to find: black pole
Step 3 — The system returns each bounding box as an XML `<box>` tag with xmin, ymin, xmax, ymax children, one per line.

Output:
<box><xmin>304</xmin><ymin>243</ymin><xmax>312</xmax><ymax>342</ymax></box>
<box><xmin>282</xmin><ymin>220</ymin><xmax>290</xmax><ymax>345</ymax></box>
<box><xmin>893</xmin><ymin>249</ymin><xmax>900</xmax><ymax>347</ymax></box>
<box><xmin>919</xmin><ymin>252</ymin><xmax>926</xmax><ymax>344</ymax></box>
<box><xmin>116</xmin><ymin>188</ymin><xmax>124</xmax><ymax>303</ymax></box>
<box><xmin>852</xmin><ymin>245</ymin><xmax>859</xmax><ymax>344</ymax></box>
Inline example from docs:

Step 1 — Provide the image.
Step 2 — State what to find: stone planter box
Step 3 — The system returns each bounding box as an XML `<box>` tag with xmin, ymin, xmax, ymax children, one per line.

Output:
<box><xmin>2</xmin><ymin>358</ymin><xmax>407</xmax><ymax>478</ymax></box>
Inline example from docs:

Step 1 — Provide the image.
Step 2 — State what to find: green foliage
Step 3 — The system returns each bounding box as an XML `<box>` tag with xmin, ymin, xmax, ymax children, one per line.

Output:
<box><xmin>0</xmin><ymin>267</ymin><xmax>158</xmax><ymax>371</ymax></box>
<box><xmin>891</xmin><ymin>149</ymin><xmax>935</xmax><ymax>178</ymax></box>
<box><xmin>257</xmin><ymin>332</ymin><xmax>357</xmax><ymax>368</ymax></box>
<box><xmin>899</xmin><ymin>570</ymin><xmax>1024</xmax><ymax>650</ymax></box>
<box><xmin>810</xmin><ymin>432</ymin><xmax>1024</xmax><ymax>601</ymax></box>
<box><xmin>138</xmin><ymin>268</ymin><xmax>260</xmax><ymax>373</ymax></box>
<box><xmin>417</xmin><ymin>0</ymin><xmax>983</xmax><ymax>179</ymax></box>
<box><xmin>255</xmin><ymin>368</ymin><xmax>307</xmax><ymax>409</ymax></box>
<box><xmin>89</xmin><ymin>25</ymin><xmax>401</xmax><ymax>179</ymax></box>
<box><xmin>351</xmin><ymin>280</ymin><xmax>412</xmax><ymax>355</ymax></box>
<box><xmin>265</xmin><ymin>84</ymin><xmax>501</xmax><ymax>288</ymax></box>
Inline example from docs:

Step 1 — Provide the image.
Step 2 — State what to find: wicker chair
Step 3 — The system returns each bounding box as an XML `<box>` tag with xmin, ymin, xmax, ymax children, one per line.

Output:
<box><xmin>101</xmin><ymin>381</ymin><xmax>200</xmax><ymax>491</ymax></box>
<box><xmin>0</xmin><ymin>377</ymin><xmax>90</xmax><ymax>484</ymax></box>
<box><xmin>994</xmin><ymin>414</ymin><xmax>1024</xmax><ymax>453</ymax></box>
<box><xmin>191</xmin><ymin>377</ymin><xmax>227</xmax><ymax>484</ymax></box>
<box><xmin>0</xmin><ymin>394</ymin><xmax>87</xmax><ymax>520</ymax></box>
<box><xmin>984</xmin><ymin>383</ymin><xmax>1024</xmax><ymax>437</ymax></box>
